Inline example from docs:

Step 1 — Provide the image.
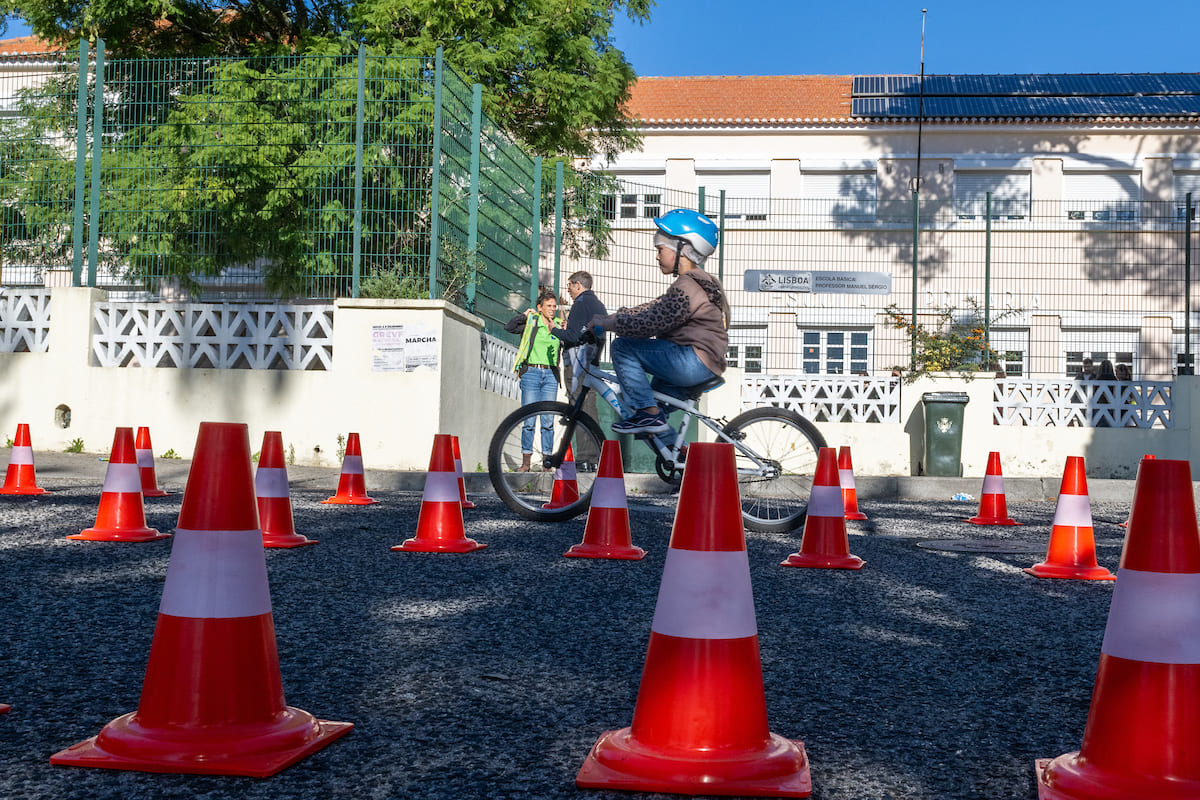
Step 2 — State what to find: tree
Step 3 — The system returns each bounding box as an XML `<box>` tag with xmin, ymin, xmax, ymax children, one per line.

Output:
<box><xmin>1</xmin><ymin>0</ymin><xmax>651</xmax><ymax>159</ymax></box>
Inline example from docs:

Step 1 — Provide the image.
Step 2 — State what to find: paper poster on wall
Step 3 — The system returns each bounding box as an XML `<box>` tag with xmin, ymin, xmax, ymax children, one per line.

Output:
<box><xmin>371</xmin><ymin>325</ymin><xmax>439</xmax><ymax>372</ymax></box>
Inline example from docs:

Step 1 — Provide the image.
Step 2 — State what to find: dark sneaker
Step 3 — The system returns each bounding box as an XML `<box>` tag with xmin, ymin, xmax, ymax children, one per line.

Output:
<box><xmin>611</xmin><ymin>411</ymin><xmax>670</xmax><ymax>434</ymax></box>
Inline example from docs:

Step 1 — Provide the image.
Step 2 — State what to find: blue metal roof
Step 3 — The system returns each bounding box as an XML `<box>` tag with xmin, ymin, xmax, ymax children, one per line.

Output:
<box><xmin>851</xmin><ymin>73</ymin><xmax>1200</xmax><ymax>117</ymax></box>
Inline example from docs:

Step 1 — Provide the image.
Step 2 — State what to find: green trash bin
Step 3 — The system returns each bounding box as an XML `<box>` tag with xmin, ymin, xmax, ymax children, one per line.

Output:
<box><xmin>920</xmin><ymin>391</ymin><xmax>969</xmax><ymax>477</ymax></box>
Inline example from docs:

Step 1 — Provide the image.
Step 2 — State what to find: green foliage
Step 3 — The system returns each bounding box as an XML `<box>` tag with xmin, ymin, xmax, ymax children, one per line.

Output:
<box><xmin>161</xmin><ymin>448</ymin><xmax>181</xmax><ymax>459</ymax></box>
<box><xmin>64</xmin><ymin>438</ymin><xmax>84</xmax><ymax>453</ymax></box>
<box><xmin>5</xmin><ymin>0</ymin><xmax>649</xmax><ymax>159</ymax></box>
<box><xmin>4</xmin><ymin>437</ymin><xmax>12</xmax><ymax>448</ymax></box>
<box><xmin>287</xmin><ymin>443</ymin><xmax>296</xmax><ymax>466</ymax></box>
<box><xmin>885</xmin><ymin>297</ymin><xmax>1022</xmax><ymax>383</ymax></box>
<box><xmin>336</xmin><ymin>434</ymin><xmax>346</xmax><ymax>462</ymax></box>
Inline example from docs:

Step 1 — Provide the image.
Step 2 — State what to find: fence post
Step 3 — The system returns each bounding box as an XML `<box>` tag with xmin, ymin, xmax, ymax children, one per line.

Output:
<box><xmin>698</xmin><ymin>186</ymin><xmax>705</xmax><ymax>215</ymax></box>
<box><xmin>531</xmin><ymin>157</ymin><xmax>542</xmax><ymax>308</ymax></box>
<box><xmin>466</xmin><ymin>83</ymin><xmax>482</xmax><ymax>312</ymax></box>
<box><xmin>910</xmin><ymin>188</ymin><xmax>919</xmax><ymax>364</ymax></box>
<box><xmin>86</xmin><ymin>39</ymin><xmax>105</xmax><ymax>288</ymax></box>
<box><xmin>427</xmin><ymin>47</ymin><xmax>444</xmax><ymax>300</ymax></box>
<box><xmin>1186</xmin><ymin>192</ymin><xmax>1194</xmax><ymax>375</ymax></box>
<box><xmin>350</xmin><ymin>43</ymin><xmax>366</xmax><ymax>299</ymax></box>
<box><xmin>71</xmin><ymin>40</ymin><xmax>89</xmax><ymax>286</ymax></box>
<box><xmin>717</xmin><ymin>189</ymin><xmax>726</xmax><ymax>283</ymax></box>
<box><xmin>553</xmin><ymin>160</ymin><xmax>563</xmax><ymax>295</ymax></box>
<box><xmin>984</xmin><ymin>191</ymin><xmax>992</xmax><ymax>364</ymax></box>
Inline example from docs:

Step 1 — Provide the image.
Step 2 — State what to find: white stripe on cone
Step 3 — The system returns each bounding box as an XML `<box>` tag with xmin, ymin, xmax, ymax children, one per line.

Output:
<box><xmin>255</xmin><ymin>467</ymin><xmax>290</xmax><ymax>499</ymax></box>
<box><xmin>159</xmin><ymin>530</ymin><xmax>273</xmax><ymax>618</ymax></box>
<box><xmin>454</xmin><ymin>458</ymin><xmax>464</xmax><ymax>475</ymax></box>
<box><xmin>340</xmin><ymin>454</ymin><xmax>364</xmax><ymax>474</ymax></box>
<box><xmin>1051</xmin><ymin>493</ymin><xmax>1092</xmax><ymax>527</ymax></box>
<box><xmin>102</xmin><ymin>463</ymin><xmax>144</xmax><ymax>494</ymax></box>
<box><xmin>136</xmin><ymin>448</ymin><xmax>154</xmax><ymax>468</ymax></box>
<box><xmin>555</xmin><ymin>462</ymin><xmax>577</xmax><ymax>481</ymax></box>
<box><xmin>981</xmin><ymin>474</ymin><xmax>1005</xmax><ymax>494</ymax></box>
<box><xmin>1100</xmin><ymin>568</ymin><xmax>1200</xmax><ymax>664</ymax></box>
<box><xmin>422</xmin><ymin>471</ymin><xmax>461</xmax><ymax>503</ymax></box>
<box><xmin>651</xmin><ymin>549</ymin><xmax>757</xmax><ymax>640</ymax></box>
<box><xmin>8</xmin><ymin>446</ymin><xmax>33</xmax><ymax>466</ymax></box>
<box><xmin>808</xmin><ymin>484</ymin><xmax>845</xmax><ymax>518</ymax></box>
<box><xmin>839</xmin><ymin>468</ymin><xmax>856</xmax><ymax>490</ymax></box>
<box><xmin>590</xmin><ymin>476</ymin><xmax>627</xmax><ymax>509</ymax></box>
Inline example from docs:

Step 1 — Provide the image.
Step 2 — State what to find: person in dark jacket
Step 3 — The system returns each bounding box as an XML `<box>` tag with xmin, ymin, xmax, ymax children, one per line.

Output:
<box><xmin>553</xmin><ymin>273</ymin><xmax>606</xmax><ymax>464</ymax></box>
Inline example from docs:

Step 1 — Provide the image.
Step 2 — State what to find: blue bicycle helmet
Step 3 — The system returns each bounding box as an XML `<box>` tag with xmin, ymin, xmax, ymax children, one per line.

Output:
<box><xmin>653</xmin><ymin>209</ymin><xmax>719</xmax><ymax>258</ymax></box>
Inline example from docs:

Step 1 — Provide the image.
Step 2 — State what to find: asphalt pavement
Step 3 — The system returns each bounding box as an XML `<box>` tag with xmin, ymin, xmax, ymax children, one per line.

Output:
<box><xmin>0</xmin><ymin>450</ymin><xmax>1146</xmax><ymax>800</ymax></box>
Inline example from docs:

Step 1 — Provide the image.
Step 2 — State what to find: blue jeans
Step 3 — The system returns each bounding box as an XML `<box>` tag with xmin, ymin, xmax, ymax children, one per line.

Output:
<box><xmin>609</xmin><ymin>337</ymin><xmax>717</xmax><ymax>415</ymax></box>
<box><xmin>519</xmin><ymin>367</ymin><xmax>558</xmax><ymax>454</ymax></box>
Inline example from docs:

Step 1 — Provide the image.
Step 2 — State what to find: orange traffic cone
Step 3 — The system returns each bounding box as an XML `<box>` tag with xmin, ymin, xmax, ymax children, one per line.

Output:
<box><xmin>565</xmin><ymin>440</ymin><xmax>645</xmax><ymax>560</ymax></box>
<box><xmin>134</xmin><ymin>427</ymin><xmax>171</xmax><ymax>498</ymax></box>
<box><xmin>51</xmin><ymin>422</ymin><xmax>352</xmax><ymax>777</ymax></box>
<box><xmin>1</xmin><ymin>423</ymin><xmax>49</xmax><ymax>495</ymax></box>
<box><xmin>576</xmin><ymin>442</ymin><xmax>811</xmax><ymax>797</ymax></box>
<box><xmin>69</xmin><ymin>427</ymin><xmax>170</xmax><ymax>542</ymax></box>
<box><xmin>782</xmin><ymin>446</ymin><xmax>864</xmax><ymax>570</ymax></box>
<box><xmin>838</xmin><ymin>446</ymin><xmax>867</xmax><ymax>521</ymax></box>
<box><xmin>451</xmin><ymin>435</ymin><xmax>476</xmax><ymax>510</ymax></box>
<box><xmin>542</xmin><ymin>444</ymin><xmax>579</xmax><ymax>510</ymax></box>
<box><xmin>0</xmin><ymin>703</ymin><xmax>8</xmax><ymax>714</ymax></box>
<box><xmin>1035</xmin><ymin>457</ymin><xmax>1200</xmax><ymax>799</ymax></box>
<box><xmin>322</xmin><ymin>432</ymin><xmax>378</xmax><ymax>505</ymax></box>
<box><xmin>392</xmin><ymin>434</ymin><xmax>486</xmax><ymax>553</ymax></box>
<box><xmin>1024</xmin><ymin>456</ymin><xmax>1114</xmax><ymax>581</ymax></box>
<box><xmin>1120</xmin><ymin>454</ymin><xmax>1154</xmax><ymax>529</ymax></box>
<box><xmin>256</xmin><ymin>431</ymin><xmax>316</xmax><ymax>548</ymax></box>
<box><xmin>968</xmin><ymin>451</ymin><xmax>1020</xmax><ymax>525</ymax></box>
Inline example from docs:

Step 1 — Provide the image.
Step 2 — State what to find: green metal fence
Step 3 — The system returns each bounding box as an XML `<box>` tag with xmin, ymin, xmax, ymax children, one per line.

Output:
<box><xmin>0</xmin><ymin>43</ymin><xmax>548</xmax><ymax>337</ymax></box>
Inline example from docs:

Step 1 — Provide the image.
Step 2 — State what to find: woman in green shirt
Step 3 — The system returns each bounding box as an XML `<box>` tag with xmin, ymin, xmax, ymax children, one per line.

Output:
<box><xmin>504</xmin><ymin>289</ymin><xmax>564</xmax><ymax>471</ymax></box>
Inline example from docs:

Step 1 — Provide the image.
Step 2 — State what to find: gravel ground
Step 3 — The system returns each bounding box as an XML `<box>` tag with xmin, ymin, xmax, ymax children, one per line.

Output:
<box><xmin>0</xmin><ymin>453</ymin><xmax>1133</xmax><ymax>800</ymax></box>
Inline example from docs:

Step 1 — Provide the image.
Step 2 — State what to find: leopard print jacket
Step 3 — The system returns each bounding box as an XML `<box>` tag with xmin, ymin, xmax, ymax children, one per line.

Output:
<box><xmin>612</xmin><ymin>272</ymin><xmax>727</xmax><ymax>338</ymax></box>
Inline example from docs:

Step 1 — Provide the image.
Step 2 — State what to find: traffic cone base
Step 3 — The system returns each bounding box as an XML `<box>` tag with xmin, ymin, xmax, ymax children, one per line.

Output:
<box><xmin>69</xmin><ymin>527</ymin><xmax>170</xmax><ymax>543</ymax></box>
<box><xmin>781</xmin><ymin>550</ymin><xmax>865</xmax><ymax>570</ymax></box>
<box><xmin>51</xmin><ymin>709</ymin><xmax>352</xmax><ymax>778</ymax></box>
<box><xmin>0</xmin><ymin>703</ymin><xmax>9</xmax><ymax>714</ymax></box>
<box><xmin>577</xmin><ymin>727</ymin><xmax>811</xmax><ymax>797</ymax></box>
<box><xmin>1023</xmin><ymin>562</ymin><xmax>1115</xmax><ymax>581</ymax></box>
<box><xmin>321</xmin><ymin>494</ymin><xmax>378</xmax><ymax>506</ymax></box>
<box><xmin>1</xmin><ymin>424</ymin><xmax>49</xmax><ymax>495</ymax></box>
<box><xmin>392</xmin><ymin>537</ymin><xmax>486</xmax><ymax>554</ymax></box>
<box><xmin>564</xmin><ymin>540</ymin><xmax>645</xmax><ymax>560</ymax></box>
<box><xmin>969</xmin><ymin>513</ymin><xmax>1021</xmax><ymax>525</ymax></box>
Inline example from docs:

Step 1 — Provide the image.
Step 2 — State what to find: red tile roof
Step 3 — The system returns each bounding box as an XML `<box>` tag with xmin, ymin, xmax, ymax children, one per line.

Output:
<box><xmin>626</xmin><ymin>75</ymin><xmax>854</xmax><ymax>124</ymax></box>
<box><xmin>0</xmin><ymin>35</ymin><xmax>64</xmax><ymax>55</ymax></box>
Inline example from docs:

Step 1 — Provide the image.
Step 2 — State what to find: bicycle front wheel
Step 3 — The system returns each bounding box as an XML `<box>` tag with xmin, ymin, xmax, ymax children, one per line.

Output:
<box><xmin>487</xmin><ymin>401</ymin><xmax>606</xmax><ymax>523</ymax></box>
<box><xmin>723</xmin><ymin>406</ymin><xmax>826</xmax><ymax>533</ymax></box>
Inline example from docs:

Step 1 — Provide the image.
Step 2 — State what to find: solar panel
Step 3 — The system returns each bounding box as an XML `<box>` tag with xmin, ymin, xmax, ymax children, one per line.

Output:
<box><xmin>850</xmin><ymin>72</ymin><xmax>1200</xmax><ymax>117</ymax></box>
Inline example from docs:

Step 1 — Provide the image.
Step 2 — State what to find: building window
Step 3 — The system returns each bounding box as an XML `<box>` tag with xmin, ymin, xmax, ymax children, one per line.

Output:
<box><xmin>602</xmin><ymin>175</ymin><xmax>665</xmax><ymax>221</ymax></box>
<box><xmin>696</xmin><ymin>172</ymin><xmax>770</xmax><ymax>220</ymax></box>
<box><xmin>801</xmin><ymin>330</ymin><xmax>871</xmax><ymax>375</ymax></box>
<box><xmin>1065</xmin><ymin>349</ymin><xmax>1135</xmax><ymax>378</ymax></box>
<box><xmin>954</xmin><ymin>172</ymin><xmax>1030</xmax><ymax>220</ymax></box>
<box><xmin>1063</xmin><ymin>172</ymin><xmax>1141</xmax><ymax>222</ymax></box>
<box><xmin>802</xmin><ymin>172</ymin><xmax>877</xmax><ymax>221</ymax></box>
<box><xmin>728</xmin><ymin>327</ymin><xmax>766</xmax><ymax>373</ymax></box>
<box><xmin>1175</xmin><ymin>172</ymin><xmax>1200</xmax><ymax>220</ymax></box>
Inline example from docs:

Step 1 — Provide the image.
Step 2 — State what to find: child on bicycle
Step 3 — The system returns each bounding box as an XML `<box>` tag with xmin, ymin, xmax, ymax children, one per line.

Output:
<box><xmin>587</xmin><ymin>208</ymin><xmax>729</xmax><ymax>435</ymax></box>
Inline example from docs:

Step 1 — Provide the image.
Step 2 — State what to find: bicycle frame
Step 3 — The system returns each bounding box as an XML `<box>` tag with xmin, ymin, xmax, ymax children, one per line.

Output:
<box><xmin>548</xmin><ymin>346</ymin><xmax>781</xmax><ymax>480</ymax></box>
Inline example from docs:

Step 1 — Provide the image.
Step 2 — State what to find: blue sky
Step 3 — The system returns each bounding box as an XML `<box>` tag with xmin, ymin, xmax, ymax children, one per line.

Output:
<box><xmin>8</xmin><ymin>2</ymin><xmax>1200</xmax><ymax>77</ymax></box>
<box><xmin>612</xmin><ymin>1</ymin><xmax>1200</xmax><ymax>77</ymax></box>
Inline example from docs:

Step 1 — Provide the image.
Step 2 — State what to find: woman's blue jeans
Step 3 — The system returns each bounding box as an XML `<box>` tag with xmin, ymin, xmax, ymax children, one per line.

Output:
<box><xmin>609</xmin><ymin>337</ymin><xmax>717</xmax><ymax>413</ymax></box>
<box><xmin>519</xmin><ymin>367</ymin><xmax>558</xmax><ymax>454</ymax></box>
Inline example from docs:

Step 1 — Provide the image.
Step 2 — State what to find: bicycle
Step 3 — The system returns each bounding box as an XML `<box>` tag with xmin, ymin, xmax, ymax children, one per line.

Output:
<box><xmin>487</xmin><ymin>335</ymin><xmax>827</xmax><ymax>532</ymax></box>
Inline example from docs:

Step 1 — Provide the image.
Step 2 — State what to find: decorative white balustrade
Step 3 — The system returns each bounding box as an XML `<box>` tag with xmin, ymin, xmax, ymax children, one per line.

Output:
<box><xmin>993</xmin><ymin>378</ymin><xmax>1172</xmax><ymax>428</ymax></box>
<box><xmin>742</xmin><ymin>375</ymin><xmax>902</xmax><ymax>423</ymax></box>
<box><xmin>481</xmin><ymin>332</ymin><xmax>519</xmax><ymax>399</ymax></box>
<box><xmin>91</xmin><ymin>303</ymin><xmax>335</xmax><ymax>369</ymax></box>
<box><xmin>0</xmin><ymin>291</ymin><xmax>51</xmax><ymax>353</ymax></box>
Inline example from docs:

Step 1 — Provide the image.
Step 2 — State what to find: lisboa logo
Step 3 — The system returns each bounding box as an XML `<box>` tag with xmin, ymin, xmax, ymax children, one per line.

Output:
<box><xmin>936</xmin><ymin>417</ymin><xmax>955</xmax><ymax>434</ymax></box>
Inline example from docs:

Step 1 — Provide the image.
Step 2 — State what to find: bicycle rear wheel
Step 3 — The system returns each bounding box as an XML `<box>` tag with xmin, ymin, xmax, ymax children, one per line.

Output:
<box><xmin>722</xmin><ymin>406</ymin><xmax>826</xmax><ymax>533</ymax></box>
<box><xmin>487</xmin><ymin>401</ymin><xmax>606</xmax><ymax>522</ymax></box>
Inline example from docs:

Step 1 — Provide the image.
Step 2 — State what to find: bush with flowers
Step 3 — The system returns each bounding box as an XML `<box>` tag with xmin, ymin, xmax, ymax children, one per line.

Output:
<box><xmin>885</xmin><ymin>297</ymin><xmax>1021</xmax><ymax>383</ymax></box>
